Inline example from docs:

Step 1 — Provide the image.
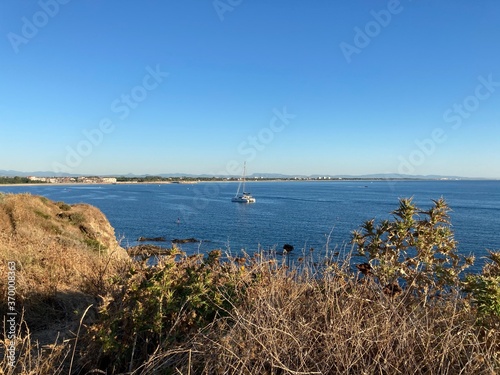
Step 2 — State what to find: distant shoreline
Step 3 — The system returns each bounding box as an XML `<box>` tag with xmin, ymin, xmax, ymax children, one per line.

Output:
<box><xmin>0</xmin><ymin>178</ymin><xmax>496</xmax><ymax>188</ymax></box>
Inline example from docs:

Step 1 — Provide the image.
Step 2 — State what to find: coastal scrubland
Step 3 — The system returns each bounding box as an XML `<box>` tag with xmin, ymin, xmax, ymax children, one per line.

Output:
<box><xmin>1</xmin><ymin>193</ymin><xmax>499</xmax><ymax>374</ymax></box>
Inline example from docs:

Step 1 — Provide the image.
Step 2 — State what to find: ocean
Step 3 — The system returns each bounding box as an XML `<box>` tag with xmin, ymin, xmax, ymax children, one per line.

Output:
<box><xmin>1</xmin><ymin>180</ymin><xmax>499</xmax><ymax>272</ymax></box>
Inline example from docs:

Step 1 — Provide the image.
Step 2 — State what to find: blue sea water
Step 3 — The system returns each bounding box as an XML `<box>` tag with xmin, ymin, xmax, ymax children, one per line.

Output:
<box><xmin>1</xmin><ymin>180</ymin><xmax>499</xmax><ymax>272</ymax></box>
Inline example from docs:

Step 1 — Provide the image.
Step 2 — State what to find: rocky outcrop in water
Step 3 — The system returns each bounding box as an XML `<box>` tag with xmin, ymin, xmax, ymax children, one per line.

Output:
<box><xmin>138</xmin><ymin>236</ymin><xmax>167</xmax><ymax>242</ymax></box>
<box><xmin>172</xmin><ymin>237</ymin><xmax>199</xmax><ymax>244</ymax></box>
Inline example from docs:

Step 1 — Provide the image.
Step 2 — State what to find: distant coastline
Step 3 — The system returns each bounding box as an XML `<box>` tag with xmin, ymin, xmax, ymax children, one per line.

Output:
<box><xmin>0</xmin><ymin>176</ymin><xmax>495</xmax><ymax>187</ymax></box>
<box><xmin>1</xmin><ymin>169</ymin><xmax>496</xmax><ymax>186</ymax></box>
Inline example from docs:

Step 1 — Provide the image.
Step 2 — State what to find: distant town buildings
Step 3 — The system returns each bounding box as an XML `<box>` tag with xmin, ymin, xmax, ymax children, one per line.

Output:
<box><xmin>27</xmin><ymin>176</ymin><xmax>117</xmax><ymax>184</ymax></box>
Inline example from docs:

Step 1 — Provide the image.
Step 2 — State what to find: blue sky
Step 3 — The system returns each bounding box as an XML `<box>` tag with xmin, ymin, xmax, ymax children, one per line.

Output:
<box><xmin>1</xmin><ymin>0</ymin><xmax>499</xmax><ymax>178</ymax></box>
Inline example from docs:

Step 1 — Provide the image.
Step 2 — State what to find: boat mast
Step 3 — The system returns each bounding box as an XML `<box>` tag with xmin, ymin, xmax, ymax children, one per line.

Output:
<box><xmin>242</xmin><ymin>161</ymin><xmax>247</xmax><ymax>193</ymax></box>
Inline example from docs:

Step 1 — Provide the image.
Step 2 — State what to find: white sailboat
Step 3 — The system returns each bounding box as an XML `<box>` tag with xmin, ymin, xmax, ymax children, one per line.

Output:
<box><xmin>232</xmin><ymin>162</ymin><xmax>256</xmax><ymax>203</ymax></box>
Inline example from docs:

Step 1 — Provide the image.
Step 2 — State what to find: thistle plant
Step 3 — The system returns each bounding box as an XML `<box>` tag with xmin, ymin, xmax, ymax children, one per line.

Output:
<box><xmin>352</xmin><ymin>198</ymin><xmax>473</xmax><ymax>297</ymax></box>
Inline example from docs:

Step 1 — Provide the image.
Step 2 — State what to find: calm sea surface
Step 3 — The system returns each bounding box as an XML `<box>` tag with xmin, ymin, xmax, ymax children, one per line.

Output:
<box><xmin>2</xmin><ymin>180</ymin><xmax>499</xmax><ymax>272</ymax></box>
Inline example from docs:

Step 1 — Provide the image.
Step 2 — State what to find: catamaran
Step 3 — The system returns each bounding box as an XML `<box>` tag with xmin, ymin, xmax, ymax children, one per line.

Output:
<box><xmin>232</xmin><ymin>162</ymin><xmax>256</xmax><ymax>203</ymax></box>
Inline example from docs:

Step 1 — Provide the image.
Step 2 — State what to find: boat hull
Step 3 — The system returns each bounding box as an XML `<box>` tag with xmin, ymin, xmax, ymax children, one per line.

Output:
<box><xmin>232</xmin><ymin>195</ymin><xmax>256</xmax><ymax>203</ymax></box>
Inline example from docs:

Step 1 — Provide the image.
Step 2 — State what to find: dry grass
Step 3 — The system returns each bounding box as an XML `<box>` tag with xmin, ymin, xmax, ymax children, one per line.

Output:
<box><xmin>1</xmin><ymin>312</ymin><xmax>78</xmax><ymax>375</ymax></box>
<box><xmin>138</xmin><ymin>257</ymin><xmax>497</xmax><ymax>374</ymax></box>
<box><xmin>91</xmin><ymin>254</ymin><xmax>499</xmax><ymax>375</ymax></box>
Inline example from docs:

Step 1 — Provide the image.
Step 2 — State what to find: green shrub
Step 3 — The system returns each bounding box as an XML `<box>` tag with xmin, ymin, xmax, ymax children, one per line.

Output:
<box><xmin>351</xmin><ymin>198</ymin><xmax>473</xmax><ymax>297</ymax></box>
<box><xmin>34</xmin><ymin>209</ymin><xmax>50</xmax><ymax>220</ymax></box>
<box><xmin>92</xmin><ymin>249</ymin><xmax>246</xmax><ymax>372</ymax></box>
<box><xmin>56</xmin><ymin>201</ymin><xmax>72</xmax><ymax>211</ymax></box>
<box><xmin>69</xmin><ymin>212</ymin><xmax>85</xmax><ymax>225</ymax></box>
<box><xmin>83</xmin><ymin>238</ymin><xmax>107</xmax><ymax>252</ymax></box>
<box><xmin>465</xmin><ymin>251</ymin><xmax>500</xmax><ymax>327</ymax></box>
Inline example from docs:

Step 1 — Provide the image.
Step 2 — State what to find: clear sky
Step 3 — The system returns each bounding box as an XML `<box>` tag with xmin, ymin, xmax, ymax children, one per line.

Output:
<box><xmin>1</xmin><ymin>0</ymin><xmax>499</xmax><ymax>178</ymax></box>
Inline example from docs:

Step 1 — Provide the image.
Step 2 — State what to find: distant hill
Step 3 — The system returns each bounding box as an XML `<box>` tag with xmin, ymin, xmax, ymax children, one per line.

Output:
<box><xmin>0</xmin><ymin>170</ymin><xmax>77</xmax><ymax>177</ymax></box>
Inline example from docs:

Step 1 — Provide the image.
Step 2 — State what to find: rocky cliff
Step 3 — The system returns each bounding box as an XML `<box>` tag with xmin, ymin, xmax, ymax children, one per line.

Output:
<box><xmin>0</xmin><ymin>193</ymin><xmax>129</xmax><ymax>337</ymax></box>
